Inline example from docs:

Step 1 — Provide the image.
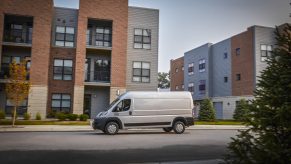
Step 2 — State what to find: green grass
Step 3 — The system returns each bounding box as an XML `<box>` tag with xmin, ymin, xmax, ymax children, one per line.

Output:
<box><xmin>195</xmin><ymin>120</ymin><xmax>244</xmax><ymax>125</ymax></box>
<box><xmin>0</xmin><ymin>119</ymin><xmax>90</xmax><ymax>126</ymax></box>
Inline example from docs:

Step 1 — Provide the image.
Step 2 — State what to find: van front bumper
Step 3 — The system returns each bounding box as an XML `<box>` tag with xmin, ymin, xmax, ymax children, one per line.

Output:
<box><xmin>92</xmin><ymin>118</ymin><xmax>107</xmax><ymax>130</ymax></box>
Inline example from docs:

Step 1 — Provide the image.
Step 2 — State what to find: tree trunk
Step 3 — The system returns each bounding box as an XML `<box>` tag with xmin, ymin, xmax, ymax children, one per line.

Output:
<box><xmin>12</xmin><ymin>106</ymin><xmax>17</xmax><ymax>127</ymax></box>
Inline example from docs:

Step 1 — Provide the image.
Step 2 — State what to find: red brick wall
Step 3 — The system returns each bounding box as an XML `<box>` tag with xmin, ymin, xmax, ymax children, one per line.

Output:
<box><xmin>231</xmin><ymin>28</ymin><xmax>254</xmax><ymax>96</ymax></box>
<box><xmin>0</xmin><ymin>0</ymin><xmax>54</xmax><ymax>85</ymax></box>
<box><xmin>170</xmin><ymin>57</ymin><xmax>184</xmax><ymax>91</ymax></box>
<box><xmin>75</xmin><ymin>0</ymin><xmax>128</xmax><ymax>87</ymax></box>
<box><xmin>47</xmin><ymin>47</ymin><xmax>76</xmax><ymax>113</ymax></box>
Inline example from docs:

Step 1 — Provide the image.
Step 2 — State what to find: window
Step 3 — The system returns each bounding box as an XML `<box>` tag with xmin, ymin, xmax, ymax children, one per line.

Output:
<box><xmin>224</xmin><ymin>76</ymin><xmax>228</xmax><ymax>83</ymax></box>
<box><xmin>55</xmin><ymin>26</ymin><xmax>75</xmax><ymax>47</ymax></box>
<box><xmin>95</xmin><ymin>27</ymin><xmax>112</xmax><ymax>47</ymax></box>
<box><xmin>175</xmin><ymin>68</ymin><xmax>178</xmax><ymax>73</ymax></box>
<box><xmin>199</xmin><ymin>59</ymin><xmax>206</xmax><ymax>72</ymax></box>
<box><xmin>51</xmin><ymin>94</ymin><xmax>71</xmax><ymax>113</ymax></box>
<box><xmin>113</xmin><ymin>99</ymin><xmax>131</xmax><ymax>112</ymax></box>
<box><xmin>53</xmin><ymin>59</ymin><xmax>73</xmax><ymax>80</ymax></box>
<box><xmin>199</xmin><ymin>80</ymin><xmax>206</xmax><ymax>94</ymax></box>
<box><xmin>132</xmin><ymin>62</ymin><xmax>150</xmax><ymax>83</ymax></box>
<box><xmin>188</xmin><ymin>83</ymin><xmax>194</xmax><ymax>94</ymax></box>
<box><xmin>224</xmin><ymin>52</ymin><xmax>228</xmax><ymax>59</ymax></box>
<box><xmin>182</xmin><ymin>66</ymin><xmax>184</xmax><ymax>71</ymax></box>
<box><xmin>261</xmin><ymin>44</ymin><xmax>272</xmax><ymax>61</ymax></box>
<box><xmin>134</xmin><ymin>28</ymin><xmax>151</xmax><ymax>49</ymax></box>
<box><xmin>188</xmin><ymin>63</ymin><xmax>194</xmax><ymax>75</ymax></box>
<box><xmin>236</xmin><ymin>74</ymin><xmax>241</xmax><ymax>81</ymax></box>
<box><xmin>236</xmin><ymin>48</ymin><xmax>240</xmax><ymax>56</ymax></box>
<box><xmin>175</xmin><ymin>85</ymin><xmax>179</xmax><ymax>90</ymax></box>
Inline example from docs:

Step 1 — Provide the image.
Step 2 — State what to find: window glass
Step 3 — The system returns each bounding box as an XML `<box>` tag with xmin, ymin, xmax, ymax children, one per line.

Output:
<box><xmin>143</xmin><ymin>44</ymin><xmax>151</xmax><ymax>49</ymax></box>
<box><xmin>56</xmin><ymin>26</ymin><xmax>65</xmax><ymax>33</ymax></box>
<box><xmin>52</xmin><ymin>94</ymin><xmax>61</xmax><ymax>99</ymax></box>
<box><xmin>134</xmin><ymin>29</ymin><xmax>143</xmax><ymax>35</ymax></box>
<box><xmin>142</xmin><ymin>62</ymin><xmax>150</xmax><ymax>69</ymax></box>
<box><xmin>66</xmin><ymin>27</ymin><xmax>74</xmax><ymax>34</ymax></box>
<box><xmin>134</xmin><ymin>43</ymin><xmax>142</xmax><ymax>49</ymax></box>
<box><xmin>55</xmin><ymin>41</ymin><xmax>64</xmax><ymax>46</ymax></box>
<box><xmin>96</xmin><ymin>27</ymin><xmax>104</xmax><ymax>33</ymax></box>
<box><xmin>133</xmin><ymin>76</ymin><xmax>141</xmax><ymax>82</ymax></box>
<box><xmin>52</xmin><ymin>100</ymin><xmax>61</xmax><ymax>107</ymax></box>
<box><xmin>142</xmin><ymin>69</ymin><xmax>150</xmax><ymax>76</ymax></box>
<box><xmin>133</xmin><ymin>62</ymin><xmax>142</xmax><ymax>68</ymax></box>
<box><xmin>65</xmin><ymin>42</ymin><xmax>74</xmax><ymax>47</ymax></box>
<box><xmin>134</xmin><ymin>28</ymin><xmax>151</xmax><ymax>49</ymax></box>
<box><xmin>133</xmin><ymin>68</ymin><xmax>141</xmax><ymax>76</ymax></box>
<box><xmin>54</xmin><ymin>59</ymin><xmax>63</xmax><ymax>66</ymax></box>
<box><xmin>2</xmin><ymin>56</ymin><xmax>10</xmax><ymax>64</ymax></box>
<box><xmin>142</xmin><ymin>77</ymin><xmax>150</xmax><ymax>82</ymax></box>
<box><xmin>64</xmin><ymin>60</ymin><xmax>73</xmax><ymax>67</ymax></box>
<box><xmin>56</xmin><ymin>33</ymin><xmax>65</xmax><ymax>40</ymax></box>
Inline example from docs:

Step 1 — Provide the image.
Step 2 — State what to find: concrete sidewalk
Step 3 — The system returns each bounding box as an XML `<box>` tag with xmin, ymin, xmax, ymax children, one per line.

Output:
<box><xmin>0</xmin><ymin>125</ymin><xmax>247</xmax><ymax>132</ymax></box>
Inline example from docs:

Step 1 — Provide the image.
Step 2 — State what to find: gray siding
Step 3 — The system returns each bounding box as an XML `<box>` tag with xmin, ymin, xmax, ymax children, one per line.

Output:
<box><xmin>84</xmin><ymin>86</ymin><xmax>110</xmax><ymax>118</ymax></box>
<box><xmin>211</xmin><ymin>39</ymin><xmax>231</xmax><ymax>97</ymax></box>
<box><xmin>126</xmin><ymin>7</ymin><xmax>159</xmax><ymax>91</ymax></box>
<box><xmin>253</xmin><ymin>26</ymin><xmax>275</xmax><ymax>85</ymax></box>
<box><xmin>52</xmin><ymin>7</ymin><xmax>78</xmax><ymax>47</ymax></box>
<box><xmin>184</xmin><ymin>43</ymin><xmax>212</xmax><ymax>100</ymax></box>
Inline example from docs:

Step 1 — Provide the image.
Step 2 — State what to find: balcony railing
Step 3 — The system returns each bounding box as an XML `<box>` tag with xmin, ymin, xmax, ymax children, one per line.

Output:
<box><xmin>3</xmin><ymin>29</ymin><xmax>32</xmax><ymax>44</ymax></box>
<box><xmin>85</xmin><ymin>70</ymin><xmax>110</xmax><ymax>83</ymax></box>
<box><xmin>86</xmin><ymin>34</ymin><xmax>112</xmax><ymax>48</ymax></box>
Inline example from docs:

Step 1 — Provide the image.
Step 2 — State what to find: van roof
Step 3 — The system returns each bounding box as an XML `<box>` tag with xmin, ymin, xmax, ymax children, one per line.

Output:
<box><xmin>120</xmin><ymin>91</ymin><xmax>193</xmax><ymax>99</ymax></box>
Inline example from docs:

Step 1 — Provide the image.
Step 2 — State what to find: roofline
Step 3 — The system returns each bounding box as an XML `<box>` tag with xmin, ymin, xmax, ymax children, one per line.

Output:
<box><xmin>129</xmin><ymin>6</ymin><xmax>159</xmax><ymax>11</ymax></box>
<box><xmin>54</xmin><ymin>6</ymin><xmax>79</xmax><ymax>11</ymax></box>
<box><xmin>184</xmin><ymin>43</ymin><xmax>213</xmax><ymax>54</ymax></box>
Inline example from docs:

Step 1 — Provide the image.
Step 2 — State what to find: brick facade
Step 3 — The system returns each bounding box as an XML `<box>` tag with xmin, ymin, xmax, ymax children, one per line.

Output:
<box><xmin>170</xmin><ymin>57</ymin><xmax>184</xmax><ymax>91</ymax></box>
<box><xmin>231</xmin><ymin>28</ymin><xmax>254</xmax><ymax>96</ymax></box>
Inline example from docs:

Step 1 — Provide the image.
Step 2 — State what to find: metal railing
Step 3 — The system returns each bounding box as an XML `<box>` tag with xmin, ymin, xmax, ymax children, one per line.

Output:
<box><xmin>86</xmin><ymin>34</ymin><xmax>112</xmax><ymax>47</ymax></box>
<box><xmin>85</xmin><ymin>70</ymin><xmax>110</xmax><ymax>82</ymax></box>
<box><xmin>3</xmin><ymin>29</ymin><xmax>32</xmax><ymax>44</ymax></box>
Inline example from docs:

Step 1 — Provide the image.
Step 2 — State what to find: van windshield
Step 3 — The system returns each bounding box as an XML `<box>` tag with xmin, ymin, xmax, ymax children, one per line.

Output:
<box><xmin>106</xmin><ymin>98</ymin><xmax>120</xmax><ymax>111</ymax></box>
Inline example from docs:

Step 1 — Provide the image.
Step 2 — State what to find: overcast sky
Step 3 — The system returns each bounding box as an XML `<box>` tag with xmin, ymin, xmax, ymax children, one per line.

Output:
<box><xmin>54</xmin><ymin>0</ymin><xmax>291</xmax><ymax>72</ymax></box>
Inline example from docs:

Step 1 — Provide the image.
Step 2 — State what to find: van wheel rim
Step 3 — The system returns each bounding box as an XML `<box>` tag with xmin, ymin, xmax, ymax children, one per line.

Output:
<box><xmin>108</xmin><ymin>125</ymin><xmax>117</xmax><ymax>134</ymax></box>
<box><xmin>176</xmin><ymin>123</ymin><xmax>184</xmax><ymax>132</ymax></box>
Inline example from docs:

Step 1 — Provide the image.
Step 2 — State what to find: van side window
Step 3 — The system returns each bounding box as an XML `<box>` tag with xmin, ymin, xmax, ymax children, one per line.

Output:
<box><xmin>113</xmin><ymin>99</ymin><xmax>131</xmax><ymax>112</ymax></box>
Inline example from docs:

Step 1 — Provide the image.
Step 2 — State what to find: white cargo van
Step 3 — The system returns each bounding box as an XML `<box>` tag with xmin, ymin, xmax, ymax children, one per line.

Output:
<box><xmin>92</xmin><ymin>91</ymin><xmax>194</xmax><ymax>135</ymax></box>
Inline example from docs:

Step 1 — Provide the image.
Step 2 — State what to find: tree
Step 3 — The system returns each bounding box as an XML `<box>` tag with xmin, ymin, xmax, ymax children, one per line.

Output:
<box><xmin>233</xmin><ymin>99</ymin><xmax>249</xmax><ymax>121</ymax></box>
<box><xmin>5</xmin><ymin>60</ymin><xmax>30</xmax><ymax>127</ymax></box>
<box><xmin>225</xmin><ymin>24</ymin><xmax>291</xmax><ymax>163</ymax></box>
<box><xmin>198</xmin><ymin>98</ymin><xmax>216</xmax><ymax>121</ymax></box>
<box><xmin>158</xmin><ymin>72</ymin><xmax>170</xmax><ymax>89</ymax></box>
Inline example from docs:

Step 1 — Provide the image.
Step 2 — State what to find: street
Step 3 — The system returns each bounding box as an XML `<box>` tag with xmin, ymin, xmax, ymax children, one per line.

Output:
<box><xmin>0</xmin><ymin>129</ymin><xmax>238</xmax><ymax>163</ymax></box>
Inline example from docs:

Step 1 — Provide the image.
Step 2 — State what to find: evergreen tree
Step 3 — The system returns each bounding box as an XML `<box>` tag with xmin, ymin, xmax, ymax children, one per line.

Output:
<box><xmin>198</xmin><ymin>98</ymin><xmax>216</xmax><ymax>121</ymax></box>
<box><xmin>225</xmin><ymin>24</ymin><xmax>291</xmax><ymax>163</ymax></box>
<box><xmin>233</xmin><ymin>99</ymin><xmax>249</xmax><ymax>121</ymax></box>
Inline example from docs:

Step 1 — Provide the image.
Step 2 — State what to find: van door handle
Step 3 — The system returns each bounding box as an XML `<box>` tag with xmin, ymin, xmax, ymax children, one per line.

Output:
<box><xmin>129</xmin><ymin>111</ymin><xmax>132</xmax><ymax>115</ymax></box>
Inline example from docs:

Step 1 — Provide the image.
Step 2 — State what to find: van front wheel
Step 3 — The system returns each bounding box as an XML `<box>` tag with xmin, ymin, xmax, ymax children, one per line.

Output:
<box><xmin>105</xmin><ymin>122</ymin><xmax>119</xmax><ymax>135</ymax></box>
<box><xmin>173</xmin><ymin>121</ymin><xmax>185</xmax><ymax>134</ymax></box>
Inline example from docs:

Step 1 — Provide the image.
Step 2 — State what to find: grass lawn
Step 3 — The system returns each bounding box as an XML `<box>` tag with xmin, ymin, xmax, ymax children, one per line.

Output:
<box><xmin>0</xmin><ymin>119</ymin><xmax>90</xmax><ymax>126</ymax></box>
<box><xmin>195</xmin><ymin>120</ymin><xmax>244</xmax><ymax>125</ymax></box>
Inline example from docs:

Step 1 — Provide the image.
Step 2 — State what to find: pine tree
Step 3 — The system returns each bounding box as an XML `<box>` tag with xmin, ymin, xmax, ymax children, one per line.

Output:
<box><xmin>198</xmin><ymin>98</ymin><xmax>216</xmax><ymax>121</ymax></box>
<box><xmin>233</xmin><ymin>99</ymin><xmax>249</xmax><ymax>121</ymax></box>
<box><xmin>225</xmin><ymin>24</ymin><xmax>291</xmax><ymax>163</ymax></box>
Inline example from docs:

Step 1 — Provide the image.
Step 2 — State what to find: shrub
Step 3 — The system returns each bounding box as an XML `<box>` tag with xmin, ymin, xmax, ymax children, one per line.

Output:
<box><xmin>56</xmin><ymin>112</ymin><xmax>67</xmax><ymax>121</ymax></box>
<box><xmin>23</xmin><ymin>112</ymin><xmax>31</xmax><ymax>120</ymax></box>
<box><xmin>36</xmin><ymin>112</ymin><xmax>41</xmax><ymax>120</ymax></box>
<box><xmin>0</xmin><ymin>110</ymin><xmax>5</xmax><ymax>119</ymax></box>
<box><xmin>79</xmin><ymin>114</ymin><xmax>89</xmax><ymax>121</ymax></box>
<box><xmin>47</xmin><ymin>111</ymin><xmax>56</xmax><ymax>118</ymax></box>
<box><xmin>67</xmin><ymin>114</ymin><xmax>78</xmax><ymax>121</ymax></box>
<box><xmin>233</xmin><ymin>99</ymin><xmax>249</xmax><ymax>121</ymax></box>
<box><xmin>198</xmin><ymin>98</ymin><xmax>216</xmax><ymax>121</ymax></box>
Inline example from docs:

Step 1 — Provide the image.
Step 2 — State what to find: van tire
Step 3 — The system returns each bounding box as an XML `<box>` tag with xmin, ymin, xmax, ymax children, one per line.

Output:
<box><xmin>105</xmin><ymin>122</ymin><xmax>119</xmax><ymax>135</ymax></box>
<box><xmin>173</xmin><ymin>121</ymin><xmax>185</xmax><ymax>134</ymax></box>
<box><xmin>163</xmin><ymin>127</ymin><xmax>173</xmax><ymax>132</ymax></box>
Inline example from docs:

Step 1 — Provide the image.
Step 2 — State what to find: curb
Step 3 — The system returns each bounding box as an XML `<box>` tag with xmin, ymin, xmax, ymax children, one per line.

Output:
<box><xmin>0</xmin><ymin>125</ymin><xmax>248</xmax><ymax>132</ymax></box>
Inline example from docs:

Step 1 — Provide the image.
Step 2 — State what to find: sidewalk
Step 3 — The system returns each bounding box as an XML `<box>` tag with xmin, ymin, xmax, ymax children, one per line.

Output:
<box><xmin>0</xmin><ymin>125</ymin><xmax>248</xmax><ymax>132</ymax></box>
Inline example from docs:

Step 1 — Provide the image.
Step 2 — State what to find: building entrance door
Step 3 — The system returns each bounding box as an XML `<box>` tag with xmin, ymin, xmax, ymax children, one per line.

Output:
<box><xmin>84</xmin><ymin>94</ymin><xmax>91</xmax><ymax>117</ymax></box>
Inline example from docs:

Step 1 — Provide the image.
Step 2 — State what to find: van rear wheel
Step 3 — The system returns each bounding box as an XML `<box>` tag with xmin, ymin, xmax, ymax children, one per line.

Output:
<box><xmin>105</xmin><ymin>122</ymin><xmax>119</xmax><ymax>135</ymax></box>
<box><xmin>163</xmin><ymin>127</ymin><xmax>173</xmax><ymax>132</ymax></box>
<box><xmin>173</xmin><ymin>121</ymin><xmax>185</xmax><ymax>134</ymax></box>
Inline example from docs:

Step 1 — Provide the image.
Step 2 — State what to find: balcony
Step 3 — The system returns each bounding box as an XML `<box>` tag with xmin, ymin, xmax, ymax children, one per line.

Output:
<box><xmin>3</xmin><ymin>14</ymin><xmax>33</xmax><ymax>47</ymax></box>
<box><xmin>86</xmin><ymin>19</ymin><xmax>112</xmax><ymax>50</ymax></box>
<box><xmin>84</xmin><ymin>70</ymin><xmax>110</xmax><ymax>86</ymax></box>
<box><xmin>3</xmin><ymin>29</ymin><xmax>32</xmax><ymax>45</ymax></box>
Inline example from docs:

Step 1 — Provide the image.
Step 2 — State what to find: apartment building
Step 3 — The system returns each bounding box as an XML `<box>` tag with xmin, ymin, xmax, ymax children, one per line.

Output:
<box><xmin>0</xmin><ymin>0</ymin><xmax>159</xmax><ymax>118</ymax></box>
<box><xmin>170</xmin><ymin>24</ymin><xmax>279</xmax><ymax>119</ymax></box>
<box><xmin>170</xmin><ymin>57</ymin><xmax>184</xmax><ymax>91</ymax></box>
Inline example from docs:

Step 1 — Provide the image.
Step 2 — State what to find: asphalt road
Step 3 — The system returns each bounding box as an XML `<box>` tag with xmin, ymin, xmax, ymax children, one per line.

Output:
<box><xmin>0</xmin><ymin>129</ymin><xmax>238</xmax><ymax>164</ymax></box>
